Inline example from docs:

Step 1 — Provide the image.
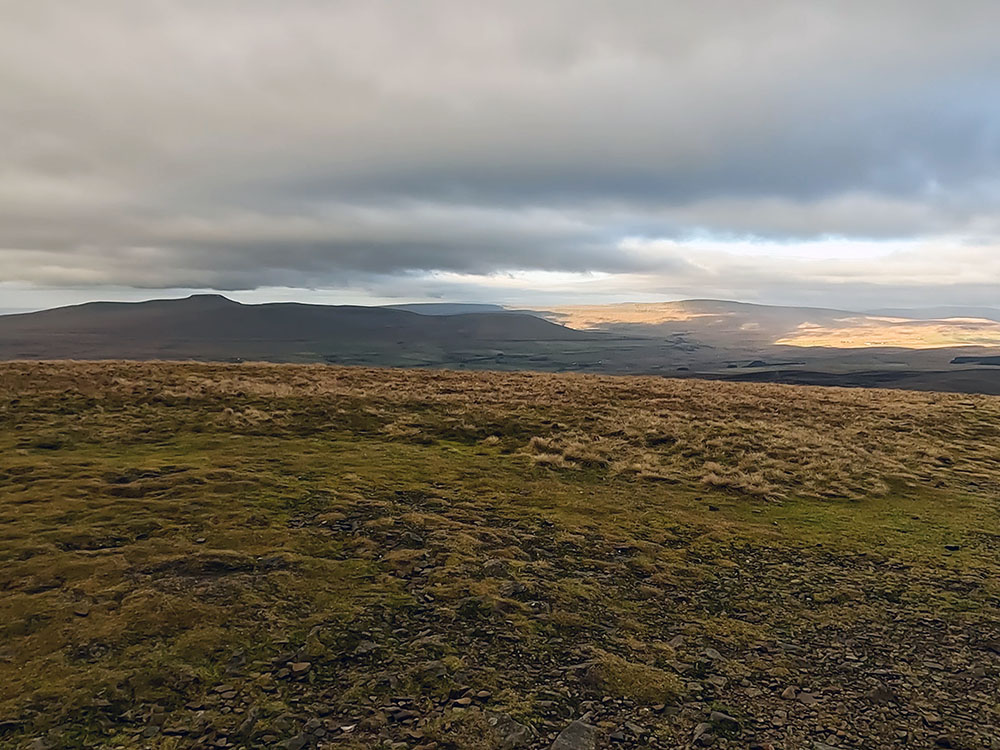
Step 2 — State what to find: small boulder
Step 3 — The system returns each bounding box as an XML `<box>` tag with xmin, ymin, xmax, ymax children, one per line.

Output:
<box><xmin>709</xmin><ymin>710</ymin><xmax>741</xmax><ymax>735</ymax></box>
<box><xmin>864</xmin><ymin>684</ymin><xmax>895</xmax><ymax>704</ymax></box>
<box><xmin>289</xmin><ymin>661</ymin><xmax>311</xmax><ymax>675</ymax></box>
<box><xmin>486</xmin><ymin>712</ymin><xmax>534</xmax><ymax>750</ymax></box>
<box><xmin>235</xmin><ymin>707</ymin><xmax>259</xmax><ymax>737</ymax></box>
<box><xmin>551</xmin><ymin>720</ymin><xmax>599</xmax><ymax>750</ymax></box>
<box><xmin>483</xmin><ymin>558</ymin><xmax>509</xmax><ymax>577</ymax></box>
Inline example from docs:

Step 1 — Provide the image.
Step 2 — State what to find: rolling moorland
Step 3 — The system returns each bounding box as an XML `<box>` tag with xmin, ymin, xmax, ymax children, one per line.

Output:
<box><xmin>2</xmin><ymin>296</ymin><xmax>1000</xmax><ymax>395</ymax></box>
<box><xmin>2</xmin><ymin>361</ymin><xmax>1000</xmax><ymax>749</ymax></box>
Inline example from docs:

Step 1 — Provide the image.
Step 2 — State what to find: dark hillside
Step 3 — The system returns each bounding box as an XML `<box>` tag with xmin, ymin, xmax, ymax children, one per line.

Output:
<box><xmin>0</xmin><ymin>295</ymin><xmax>582</xmax><ymax>361</ymax></box>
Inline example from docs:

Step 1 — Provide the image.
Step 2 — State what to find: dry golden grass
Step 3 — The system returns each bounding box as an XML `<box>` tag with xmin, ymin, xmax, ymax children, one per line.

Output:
<box><xmin>3</xmin><ymin>361</ymin><xmax>1000</xmax><ymax>749</ymax></box>
<box><xmin>541</xmin><ymin>302</ymin><xmax>1000</xmax><ymax>349</ymax></box>
<box><xmin>542</xmin><ymin>303</ymin><xmax>719</xmax><ymax>328</ymax></box>
<box><xmin>776</xmin><ymin>316</ymin><xmax>1000</xmax><ymax>348</ymax></box>
<box><xmin>5</xmin><ymin>360</ymin><xmax>1000</xmax><ymax>502</ymax></box>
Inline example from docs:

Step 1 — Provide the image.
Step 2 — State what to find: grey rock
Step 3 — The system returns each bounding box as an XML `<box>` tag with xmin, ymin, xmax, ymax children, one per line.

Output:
<box><xmin>797</xmin><ymin>690</ymin><xmax>819</xmax><ymax>705</ymax></box>
<box><xmin>692</xmin><ymin>722</ymin><xmax>713</xmax><ymax>739</ymax></box>
<box><xmin>776</xmin><ymin>641</ymin><xmax>805</xmax><ymax>654</ymax></box>
<box><xmin>235</xmin><ymin>707</ymin><xmax>259</xmax><ymax>737</ymax></box>
<box><xmin>483</xmin><ymin>558</ymin><xmax>509</xmax><ymax>576</ymax></box>
<box><xmin>487</xmin><ymin>711</ymin><xmax>534</xmax><ymax>750</ymax></box>
<box><xmin>864</xmin><ymin>684</ymin><xmax>895</xmax><ymax>704</ymax></box>
<box><xmin>623</xmin><ymin>721</ymin><xmax>644</xmax><ymax>735</ymax></box>
<box><xmin>414</xmin><ymin>659</ymin><xmax>448</xmax><ymax>682</ymax></box>
<box><xmin>304</xmin><ymin>717</ymin><xmax>322</xmax><ymax>732</ymax></box>
<box><xmin>551</xmin><ymin>720</ymin><xmax>599</xmax><ymax>750</ymax></box>
<box><xmin>709</xmin><ymin>710</ymin><xmax>741</xmax><ymax>734</ymax></box>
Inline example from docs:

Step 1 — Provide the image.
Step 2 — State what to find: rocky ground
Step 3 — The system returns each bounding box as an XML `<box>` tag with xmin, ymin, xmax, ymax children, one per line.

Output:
<box><xmin>17</xmin><ymin>489</ymin><xmax>999</xmax><ymax>750</ymax></box>
<box><xmin>2</xmin><ymin>362</ymin><xmax>999</xmax><ymax>749</ymax></box>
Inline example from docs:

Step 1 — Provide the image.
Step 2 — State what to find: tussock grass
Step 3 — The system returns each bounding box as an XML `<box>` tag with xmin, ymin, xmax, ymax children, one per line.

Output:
<box><xmin>7</xmin><ymin>359</ymin><xmax>999</xmax><ymax>500</ymax></box>
<box><xmin>1</xmin><ymin>361</ymin><xmax>999</xmax><ymax>748</ymax></box>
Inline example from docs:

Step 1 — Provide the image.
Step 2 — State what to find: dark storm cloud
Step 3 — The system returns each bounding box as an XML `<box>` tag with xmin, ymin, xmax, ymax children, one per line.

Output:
<box><xmin>2</xmin><ymin>0</ymin><xmax>1000</xmax><ymax>304</ymax></box>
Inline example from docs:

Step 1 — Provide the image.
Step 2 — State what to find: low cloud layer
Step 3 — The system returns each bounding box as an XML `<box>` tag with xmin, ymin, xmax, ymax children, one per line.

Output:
<box><xmin>4</xmin><ymin>1</ymin><xmax>1000</xmax><ymax>308</ymax></box>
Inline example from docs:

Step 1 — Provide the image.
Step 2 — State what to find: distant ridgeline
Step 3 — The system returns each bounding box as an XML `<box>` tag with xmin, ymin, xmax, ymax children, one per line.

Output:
<box><xmin>951</xmin><ymin>356</ymin><xmax>1000</xmax><ymax>366</ymax></box>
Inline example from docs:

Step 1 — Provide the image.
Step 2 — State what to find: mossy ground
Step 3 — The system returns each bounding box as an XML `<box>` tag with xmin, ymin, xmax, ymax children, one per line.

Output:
<box><xmin>1</xmin><ymin>362</ymin><xmax>999</xmax><ymax>749</ymax></box>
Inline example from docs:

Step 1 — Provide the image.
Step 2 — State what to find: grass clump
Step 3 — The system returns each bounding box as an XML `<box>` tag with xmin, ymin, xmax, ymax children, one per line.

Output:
<box><xmin>583</xmin><ymin>650</ymin><xmax>683</xmax><ymax>704</ymax></box>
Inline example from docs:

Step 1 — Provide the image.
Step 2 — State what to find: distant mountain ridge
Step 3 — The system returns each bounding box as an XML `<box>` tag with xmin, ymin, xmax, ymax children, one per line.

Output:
<box><xmin>869</xmin><ymin>306</ymin><xmax>1000</xmax><ymax>323</ymax></box>
<box><xmin>533</xmin><ymin>299</ymin><xmax>1000</xmax><ymax>349</ymax></box>
<box><xmin>0</xmin><ymin>294</ymin><xmax>583</xmax><ymax>362</ymax></box>
<box><xmin>3</xmin><ymin>294</ymin><xmax>1000</xmax><ymax>396</ymax></box>
<box><xmin>383</xmin><ymin>303</ymin><xmax>508</xmax><ymax>315</ymax></box>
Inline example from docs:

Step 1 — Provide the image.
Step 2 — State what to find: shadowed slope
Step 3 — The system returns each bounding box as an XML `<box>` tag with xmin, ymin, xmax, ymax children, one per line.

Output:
<box><xmin>0</xmin><ymin>295</ymin><xmax>582</xmax><ymax>361</ymax></box>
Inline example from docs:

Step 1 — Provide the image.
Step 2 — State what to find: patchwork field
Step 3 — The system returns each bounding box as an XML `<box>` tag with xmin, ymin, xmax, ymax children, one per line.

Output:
<box><xmin>774</xmin><ymin>317</ymin><xmax>1000</xmax><ymax>349</ymax></box>
<box><xmin>2</xmin><ymin>362</ymin><xmax>1000</xmax><ymax>749</ymax></box>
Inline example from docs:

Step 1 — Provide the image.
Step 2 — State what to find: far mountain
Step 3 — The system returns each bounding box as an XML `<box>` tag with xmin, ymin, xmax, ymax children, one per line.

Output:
<box><xmin>384</xmin><ymin>303</ymin><xmax>508</xmax><ymax>315</ymax></box>
<box><xmin>4</xmin><ymin>295</ymin><xmax>1000</xmax><ymax>395</ymax></box>
<box><xmin>0</xmin><ymin>294</ymin><xmax>583</xmax><ymax>362</ymax></box>
<box><xmin>868</xmin><ymin>306</ymin><xmax>1000</xmax><ymax>323</ymax></box>
<box><xmin>533</xmin><ymin>299</ymin><xmax>1000</xmax><ymax>349</ymax></box>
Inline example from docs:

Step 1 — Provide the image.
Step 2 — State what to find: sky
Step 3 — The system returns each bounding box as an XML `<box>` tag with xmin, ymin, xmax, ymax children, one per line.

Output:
<box><xmin>3</xmin><ymin>1</ymin><xmax>1000</xmax><ymax>312</ymax></box>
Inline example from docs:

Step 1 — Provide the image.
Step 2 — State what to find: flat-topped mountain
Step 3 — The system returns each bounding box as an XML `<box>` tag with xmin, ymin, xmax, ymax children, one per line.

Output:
<box><xmin>0</xmin><ymin>294</ymin><xmax>583</xmax><ymax>362</ymax></box>
<box><xmin>870</xmin><ymin>306</ymin><xmax>1000</xmax><ymax>322</ymax></box>
<box><xmin>384</xmin><ymin>303</ymin><xmax>509</xmax><ymax>316</ymax></box>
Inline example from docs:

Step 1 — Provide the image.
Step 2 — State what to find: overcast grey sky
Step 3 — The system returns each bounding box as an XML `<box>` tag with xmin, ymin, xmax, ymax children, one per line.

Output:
<box><xmin>3</xmin><ymin>1</ymin><xmax>1000</xmax><ymax>311</ymax></box>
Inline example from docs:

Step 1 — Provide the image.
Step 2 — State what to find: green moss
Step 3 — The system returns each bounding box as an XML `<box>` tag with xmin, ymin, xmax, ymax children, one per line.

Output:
<box><xmin>584</xmin><ymin>651</ymin><xmax>683</xmax><ymax>704</ymax></box>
